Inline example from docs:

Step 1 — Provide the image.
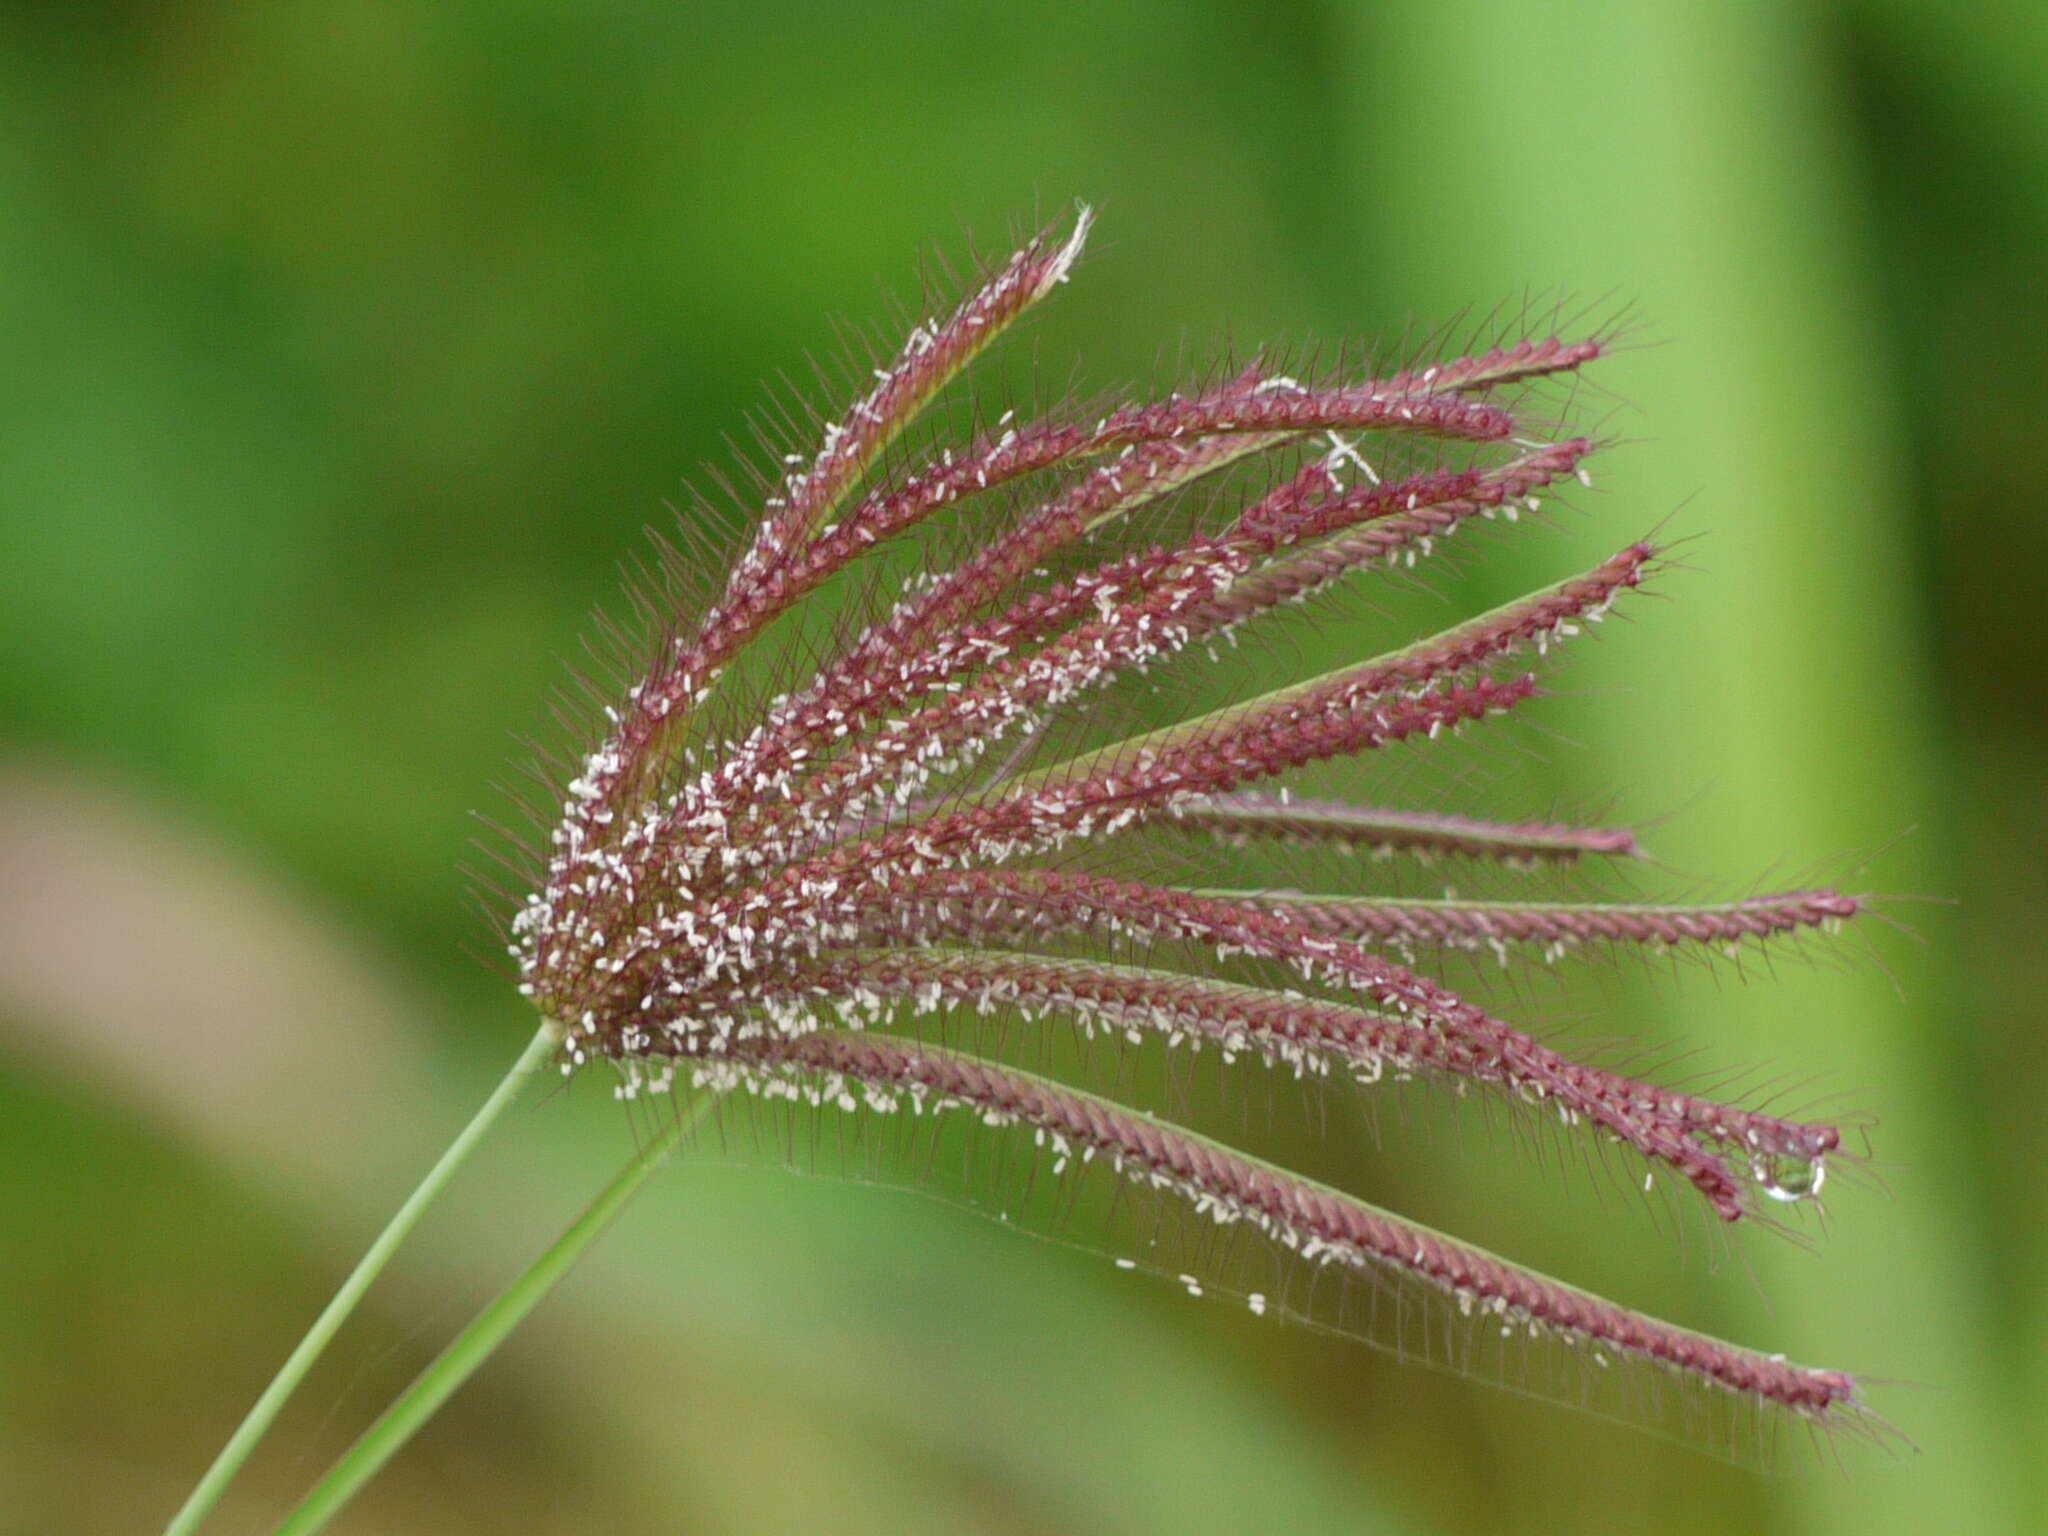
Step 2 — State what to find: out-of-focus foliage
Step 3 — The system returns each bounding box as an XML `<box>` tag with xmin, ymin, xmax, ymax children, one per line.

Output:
<box><xmin>0</xmin><ymin>2</ymin><xmax>2039</xmax><ymax>1532</ymax></box>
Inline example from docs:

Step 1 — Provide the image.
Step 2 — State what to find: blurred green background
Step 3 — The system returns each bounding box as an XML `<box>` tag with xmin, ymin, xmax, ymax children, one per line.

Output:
<box><xmin>2</xmin><ymin>1</ymin><xmax>2042</xmax><ymax>1531</ymax></box>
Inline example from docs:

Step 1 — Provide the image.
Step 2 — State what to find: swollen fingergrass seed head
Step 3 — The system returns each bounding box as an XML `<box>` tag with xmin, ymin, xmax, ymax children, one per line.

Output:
<box><xmin>509</xmin><ymin>206</ymin><xmax>1875</xmax><ymax>1442</ymax></box>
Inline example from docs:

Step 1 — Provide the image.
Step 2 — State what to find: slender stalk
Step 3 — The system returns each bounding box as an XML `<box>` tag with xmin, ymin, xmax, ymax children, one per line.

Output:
<box><xmin>271</xmin><ymin>1083</ymin><xmax>718</xmax><ymax>1536</ymax></box>
<box><xmin>163</xmin><ymin>1023</ymin><xmax>560</xmax><ymax>1536</ymax></box>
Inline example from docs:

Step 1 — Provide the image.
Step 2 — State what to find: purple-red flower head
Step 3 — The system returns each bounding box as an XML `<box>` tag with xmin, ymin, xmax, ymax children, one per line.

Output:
<box><xmin>509</xmin><ymin>208</ymin><xmax>1873</xmax><ymax>1443</ymax></box>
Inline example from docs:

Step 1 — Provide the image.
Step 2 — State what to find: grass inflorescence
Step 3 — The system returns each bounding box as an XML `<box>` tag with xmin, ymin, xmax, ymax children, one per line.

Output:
<box><xmin>504</xmin><ymin>206</ymin><xmax>1874</xmax><ymax>1442</ymax></box>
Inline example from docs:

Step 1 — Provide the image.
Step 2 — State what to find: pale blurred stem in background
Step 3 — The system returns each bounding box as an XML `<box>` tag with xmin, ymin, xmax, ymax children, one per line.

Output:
<box><xmin>163</xmin><ymin>1023</ymin><xmax>560</xmax><ymax>1536</ymax></box>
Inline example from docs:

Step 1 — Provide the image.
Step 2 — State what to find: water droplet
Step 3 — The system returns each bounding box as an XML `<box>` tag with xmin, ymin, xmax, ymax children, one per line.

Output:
<box><xmin>1751</xmin><ymin>1151</ymin><xmax>1826</xmax><ymax>1203</ymax></box>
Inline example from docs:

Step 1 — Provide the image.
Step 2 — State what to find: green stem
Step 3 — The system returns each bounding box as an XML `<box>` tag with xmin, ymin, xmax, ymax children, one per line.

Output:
<box><xmin>271</xmin><ymin>1082</ymin><xmax>718</xmax><ymax>1536</ymax></box>
<box><xmin>163</xmin><ymin>1023</ymin><xmax>560</xmax><ymax>1536</ymax></box>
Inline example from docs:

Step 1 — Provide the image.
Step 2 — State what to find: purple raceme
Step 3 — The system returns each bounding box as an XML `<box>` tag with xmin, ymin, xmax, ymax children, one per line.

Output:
<box><xmin>508</xmin><ymin>208</ymin><xmax>1872</xmax><ymax>1440</ymax></box>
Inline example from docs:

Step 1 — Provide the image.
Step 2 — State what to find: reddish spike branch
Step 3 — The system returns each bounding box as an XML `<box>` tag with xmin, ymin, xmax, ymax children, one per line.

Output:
<box><xmin>1166</xmin><ymin>798</ymin><xmax>1643</xmax><ymax>864</ymax></box>
<box><xmin>1250</xmin><ymin>889</ymin><xmax>1861</xmax><ymax>953</ymax></box>
<box><xmin>733</xmin><ymin>1031</ymin><xmax>1859</xmax><ymax>1420</ymax></box>
<box><xmin>728</xmin><ymin>947</ymin><xmax>1815</xmax><ymax>1217</ymax></box>
<box><xmin>1340</xmin><ymin>540</ymin><xmax>1652</xmax><ymax>687</ymax></box>
<box><xmin>743</xmin><ymin>209</ymin><xmax>1096</xmax><ymax>586</ymax></box>
<box><xmin>976</xmin><ymin>676</ymin><xmax>1536</xmax><ymax>845</ymax></box>
<box><xmin>752</xmin><ymin>945</ymin><xmax>1512</xmax><ymax>1089</ymax></box>
<box><xmin>1374</xmin><ymin>336</ymin><xmax>1606</xmax><ymax>395</ymax></box>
